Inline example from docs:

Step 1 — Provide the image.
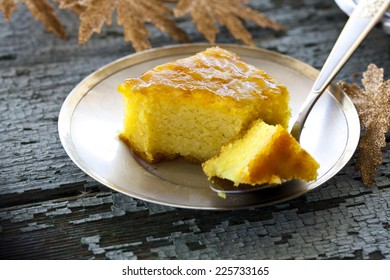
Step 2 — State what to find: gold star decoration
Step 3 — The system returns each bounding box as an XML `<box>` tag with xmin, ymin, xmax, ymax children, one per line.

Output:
<box><xmin>338</xmin><ymin>64</ymin><xmax>390</xmax><ymax>186</ymax></box>
<box><xmin>0</xmin><ymin>0</ymin><xmax>284</xmax><ymax>51</ymax></box>
<box><xmin>1</xmin><ymin>0</ymin><xmax>66</xmax><ymax>39</ymax></box>
<box><xmin>173</xmin><ymin>0</ymin><xmax>285</xmax><ymax>46</ymax></box>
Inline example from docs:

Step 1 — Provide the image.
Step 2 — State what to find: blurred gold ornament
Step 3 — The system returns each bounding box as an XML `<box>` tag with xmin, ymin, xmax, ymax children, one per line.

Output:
<box><xmin>174</xmin><ymin>0</ymin><xmax>285</xmax><ymax>46</ymax></box>
<box><xmin>338</xmin><ymin>64</ymin><xmax>390</xmax><ymax>186</ymax></box>
<box><xmin>1</xmin><ymin>0</ymin><xmax>284</xmax><ymax>51</ymax></box>
<box><xmin>1</xmin><ymin>0</ymin><xmax>66</xmax><ymax>39</ymax></box>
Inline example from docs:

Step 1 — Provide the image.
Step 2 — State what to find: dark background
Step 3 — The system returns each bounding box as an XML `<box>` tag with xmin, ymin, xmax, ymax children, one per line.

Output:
<box><xmin>0</xmin><ymin>0</ymin><xmax>389</xmax><ymax>259</ymax></box>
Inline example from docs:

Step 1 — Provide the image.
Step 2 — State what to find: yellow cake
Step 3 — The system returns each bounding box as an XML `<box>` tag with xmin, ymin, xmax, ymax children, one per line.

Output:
<box><xmin>118</xmin><ymin>47</ymin><xmax>291</xmax><ymax>163</ymax></box>
<box><xmin>202</xmin><ymin>120</ymin><xmax>320</xmax><ymax>185</ymax></box>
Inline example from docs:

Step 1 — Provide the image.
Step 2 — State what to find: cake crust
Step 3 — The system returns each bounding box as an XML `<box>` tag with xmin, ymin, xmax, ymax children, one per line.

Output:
<box><xmin>124</xmin><ymin>47</ymin><xmax>286</xmax><ymax>102</ymax></box>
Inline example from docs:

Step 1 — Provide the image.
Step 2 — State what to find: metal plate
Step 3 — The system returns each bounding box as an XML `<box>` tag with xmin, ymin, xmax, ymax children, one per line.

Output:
<box><xmin>58</xmin><ymin>44</ymin><xmax>360</xmax><ymax>210</ymax></box>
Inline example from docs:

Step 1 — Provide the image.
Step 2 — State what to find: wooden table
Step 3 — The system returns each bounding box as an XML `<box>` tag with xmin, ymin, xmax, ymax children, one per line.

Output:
<box><xmin>1</xmin><ymin>0</ymin><xmax>389</xmax><ymax>260</ymax></box>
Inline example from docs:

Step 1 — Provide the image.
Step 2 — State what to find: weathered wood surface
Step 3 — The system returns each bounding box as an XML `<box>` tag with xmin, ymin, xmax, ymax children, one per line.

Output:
<box><xmin>0</xmin><ymin>0</ymin><xmax>389</xmax><ymax>260</ymax></box>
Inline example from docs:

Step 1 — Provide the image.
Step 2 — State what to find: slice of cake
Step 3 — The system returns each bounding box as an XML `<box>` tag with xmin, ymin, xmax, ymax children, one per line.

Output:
<box><xmin>118</xmin><ymin>47</ymin><xmax>290</xmax><ymax>163</ymax></box>
<box><xmin>202</xmin><ymin>119</ymin><xmax>320</xmax><ymax>185</ymax></box>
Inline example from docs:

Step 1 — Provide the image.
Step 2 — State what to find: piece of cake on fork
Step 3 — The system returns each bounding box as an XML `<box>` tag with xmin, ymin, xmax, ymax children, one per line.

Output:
<box><xmin>202</xmin><ymin>119</ymin><xmax>320</xmax><ymax>186</ymax></box>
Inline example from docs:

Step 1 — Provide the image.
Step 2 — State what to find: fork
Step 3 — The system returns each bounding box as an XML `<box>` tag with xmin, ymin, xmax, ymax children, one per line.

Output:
<box><xmin>210</xmin><ymin>0</ymin><xmax>390</xmax><ymax>194</ymax></box>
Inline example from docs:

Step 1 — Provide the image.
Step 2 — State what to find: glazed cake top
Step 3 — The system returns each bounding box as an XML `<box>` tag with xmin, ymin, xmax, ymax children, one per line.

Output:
<box><xmin>122</xmin><ymin>47</ymin><xmax>285</xmax><ymax>100</ymax></box>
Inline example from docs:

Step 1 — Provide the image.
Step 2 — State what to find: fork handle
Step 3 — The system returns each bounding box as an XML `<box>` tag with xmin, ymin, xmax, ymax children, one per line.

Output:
<box><xmin>291</xmin><ymin>0</ymin><xmax>390</xmax><ymax>141</ymax></box>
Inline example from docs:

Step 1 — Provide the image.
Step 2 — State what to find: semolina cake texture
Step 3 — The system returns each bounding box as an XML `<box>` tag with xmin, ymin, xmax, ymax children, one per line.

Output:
<box><xmin>202</xmin><ymin>119</ymin><xmax>320</xmax><ymax>185</ymax></box>
<box><xmin>118</xmin><ymin>47</ymin><xmax>291</xmax><ymax>163</ymax></box>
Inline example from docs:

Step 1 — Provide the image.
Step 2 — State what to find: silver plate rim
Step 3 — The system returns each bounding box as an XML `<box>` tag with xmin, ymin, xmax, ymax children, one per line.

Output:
<box><xmin>58</xmin><ymin>43</ymin><xmax>360</xmax><ymax>210</ymax></box>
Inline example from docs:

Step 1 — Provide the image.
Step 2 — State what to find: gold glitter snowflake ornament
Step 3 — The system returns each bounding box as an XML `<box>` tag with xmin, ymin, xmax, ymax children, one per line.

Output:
<box><xmin>338</xmin><ymin>64</ymin><xmax>390</xmax><ymax>186</ymax></box>
<box><xmin>1</xmin><ymin>0</ymin><xmax>284</xmax><ymax>51</ymax></box>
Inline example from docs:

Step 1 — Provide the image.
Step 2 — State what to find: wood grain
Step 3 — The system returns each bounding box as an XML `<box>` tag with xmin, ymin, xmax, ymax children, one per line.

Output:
<box><xmin>0</xmin><ymin>0</ymin><xmax>389</xmax><ymax>259</ymax></box>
